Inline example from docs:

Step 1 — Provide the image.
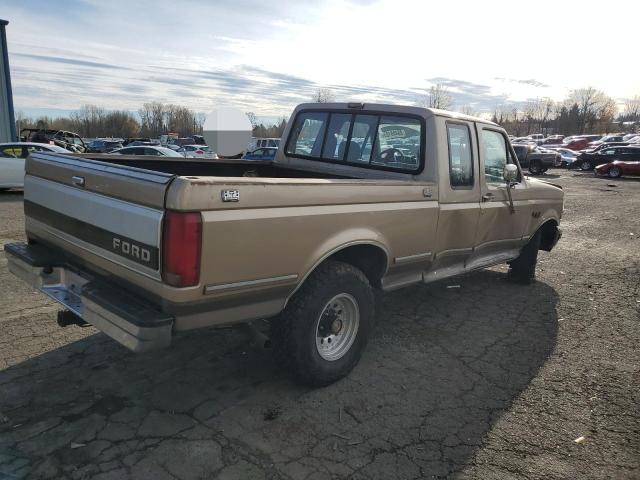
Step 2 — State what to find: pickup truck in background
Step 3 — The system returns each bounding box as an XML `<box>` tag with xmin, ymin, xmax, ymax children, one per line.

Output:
<box><xmin>512</xmin><ymin>143</ymin><xmax>561</xmax><ymax>174</ymax></box>
<box><xmin>6</xmin><ymin>103</ymin><xmax>563</xmax><ymax>386</ymax></box>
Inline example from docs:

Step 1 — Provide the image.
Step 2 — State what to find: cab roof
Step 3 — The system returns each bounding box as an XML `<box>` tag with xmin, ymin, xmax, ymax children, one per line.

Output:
<box><xmin>294</xmin><ymin>102</ymin><xmax>499</xmax><ymax>127</ymax></box>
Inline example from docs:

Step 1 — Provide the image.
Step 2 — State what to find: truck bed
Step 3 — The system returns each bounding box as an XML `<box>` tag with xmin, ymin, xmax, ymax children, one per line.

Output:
<box><xmin>73</xmin><ymin>153</ymin><xmax>350</xmax><ymax>179</ymax></box>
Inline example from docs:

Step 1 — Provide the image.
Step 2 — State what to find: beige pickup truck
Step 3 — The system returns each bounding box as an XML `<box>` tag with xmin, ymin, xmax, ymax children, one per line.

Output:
<box><xmin>6</xmin><ymin>103</ymin><xmax>563</xmax><ymax>385</ymax></box>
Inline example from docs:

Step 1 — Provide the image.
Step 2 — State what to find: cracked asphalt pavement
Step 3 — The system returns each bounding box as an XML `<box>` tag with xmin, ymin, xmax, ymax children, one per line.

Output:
<box><xmin>1</xmin><ymin>171</ymin><xmax>639</xmax><ymax>479</ymax></box>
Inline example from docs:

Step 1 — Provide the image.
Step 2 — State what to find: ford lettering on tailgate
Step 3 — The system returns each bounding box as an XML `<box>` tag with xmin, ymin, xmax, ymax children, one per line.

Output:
<box><xmin>24</xmin><ymin>200</ymin><xmax>159</xmax><ymax>270</ymax></box>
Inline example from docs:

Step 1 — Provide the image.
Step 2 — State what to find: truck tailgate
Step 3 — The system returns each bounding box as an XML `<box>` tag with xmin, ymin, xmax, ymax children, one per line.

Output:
<box><xmin>24</xmin><ymin>152</ymin><xmax>174</xmax><ymax>280</ymax></box>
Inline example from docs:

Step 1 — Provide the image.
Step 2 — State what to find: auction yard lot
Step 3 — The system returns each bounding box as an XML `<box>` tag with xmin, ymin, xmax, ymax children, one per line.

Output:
<box><xmin>0</xmin><ymin>170</ymin><xmax>638</xmax><ymax>480</ymax></box>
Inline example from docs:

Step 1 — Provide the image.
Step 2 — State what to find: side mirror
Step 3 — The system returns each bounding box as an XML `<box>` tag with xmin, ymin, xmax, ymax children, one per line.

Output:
<box><xmin>503</xmin><ymin>164</ymin><xmax>519</xmax><ymax>183</ymax></box>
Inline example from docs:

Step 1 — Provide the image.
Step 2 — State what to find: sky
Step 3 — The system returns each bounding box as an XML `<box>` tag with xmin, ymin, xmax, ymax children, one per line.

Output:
<box><xmin>3</xmin><ymin>0</ymin><xmax>639</xmax><ymax>122</ymax></box>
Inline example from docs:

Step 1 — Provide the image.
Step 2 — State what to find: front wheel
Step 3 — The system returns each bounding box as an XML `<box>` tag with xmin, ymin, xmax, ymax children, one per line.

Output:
<box><xmin>579</xmin><ymin>160</ymin><xmax>592</xmax><ymax>171</ymax></box>
<box><xmin>270</xmin><ymin>261</ymin><xmax>375</xmax><ymax>386</ymax></box>
<box><xmin>508</xmin><ymin>230</ymin><xmax>541</xmax><ymax>284</ymax></box>
<box><xmin>608</xmin><ymin>167</ymin><xmax>622</xmax><ymax>178</ymax></box>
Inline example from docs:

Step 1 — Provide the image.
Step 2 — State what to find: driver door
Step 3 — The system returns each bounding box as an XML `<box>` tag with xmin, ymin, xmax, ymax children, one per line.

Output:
<box><xmin>467</xmin><ymin>127</ymin><xmax>530</xmax><ymax>269</ymax></box>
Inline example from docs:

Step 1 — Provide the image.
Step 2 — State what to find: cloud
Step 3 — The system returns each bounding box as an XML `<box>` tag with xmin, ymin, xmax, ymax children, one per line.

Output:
<box><xmin>495</xmin><ymin>77</ymin><xmax>551</xmax><ymax>88</ymax></box>
<box><xmin>12</xmin><ymin>53</ymin><xmax>129</xmax><ymax>70</ymax></box>
<box><xmin>8</xmin><ymin>0</ymin><xmax>632</xmax><ymax>119</ymax></box>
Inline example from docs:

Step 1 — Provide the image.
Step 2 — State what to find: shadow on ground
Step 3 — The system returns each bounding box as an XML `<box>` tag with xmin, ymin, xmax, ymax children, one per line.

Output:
<box><xmin>0</xmin><ymin>191</ymin><xmax>23</xmax><ymax>203</ymax></box>
<box><xmin>0</xmin><ymin>270</ymin><xmax>559</xmax><ymax>479</ymax></box>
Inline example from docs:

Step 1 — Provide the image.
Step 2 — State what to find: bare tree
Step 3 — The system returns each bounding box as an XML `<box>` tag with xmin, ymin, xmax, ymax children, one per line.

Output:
<box><xmin>312</xmin><ymin>88</ymin><xmax>336</xmax><ymax>103</ymax></box>
<box><xmin>246</xmin><ymin>112</ymin><xmax>258</xmax><ymax>129</ymax></box>
<box><xmin>423</xmin><ymin>84</ymin><xmax>453</xmax><ymax>110</ymax></box>
<box><xmin>458</xmin><ymin>105</ymin><xmax>478</xmax><ymax>116</ymax></box>
<box><xmin>565</xmin><ymin>87</ymin><xmax>617</xmax><ymax>134</ymax></box>
<box><xmin>622</xmin><ymin>96</ymin><xmax>640</xmax><ymax>121</ymax></box>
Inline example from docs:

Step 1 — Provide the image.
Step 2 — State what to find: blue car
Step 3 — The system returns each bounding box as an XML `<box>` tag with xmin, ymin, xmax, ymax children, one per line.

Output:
<box><xmin>243</xmin><ymin>147</ymin><xmax>277</xmax><ymax>161</ymax></box>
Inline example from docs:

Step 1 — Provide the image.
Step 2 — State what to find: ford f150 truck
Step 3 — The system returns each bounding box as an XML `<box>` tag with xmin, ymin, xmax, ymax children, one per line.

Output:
<box><xmin>5</xmin><ymin>103</ymin><xmax>563</xmax><ymax>386</ymax></box>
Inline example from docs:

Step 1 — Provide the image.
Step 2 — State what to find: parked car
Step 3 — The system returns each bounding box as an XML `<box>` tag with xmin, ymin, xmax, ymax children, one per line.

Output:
<box><xmin>563</xmin><ymin>137</ymin><xmax>593</xmax><ymax>151</ymax></box>
<box><xmin>20</xmin><ymin>128</ymin><xmax>87</xmax><ymax>153</ymax></box>
<box><xmin>512</xmin><ymin>144</ymin><xmax>560</xmax><ymax>174</ymax></box>
<box><xmin>587</xmin><ymin>135</ymin><xmax>625</xmax><ymax>149</ymax></box>
<box><xmin>178</xmin><ymin>145</ymin><xmax>218</xmax><ymax>159</ymax></box>
<box><xmin>109</xmin><ymin>146</ymin><xmax>183</xmax><ymax>157</ymax></box>
<box><xmin>249</xmin><ymin>137</ymin><xmax>281</xmax><ymax>149</ymax></box>
<box><xmin>126</xmin><ymin>141</ymin><xmax>162</xmax><ymax>147</ymax></box>
<box><xmin>594</xmin><ymin>155</ymin><xmax>640</xmax><ymax>178</ymax></box>
<box><xmin>191</xmin><ymin>135</ymin><xmax>206</xmax><ymax>145</ymax></box>
<box><xmin>87</xmin><ymin>139</ymin><xmax>123</xmax><ymax>153</ymax></box>
<box><xmin>122</xmin><ymin>138</ymin><xmax>158</xmax><ymax>146</ymax></box>
<box><xmin>511</xmin><ymin>137</ymin><xmax>535</xmax><ymax>144</ymax></box>
<box><xmin>168</xmin><ymin>137</ymin><xmax>197</xmax><ymax>148</ymax></box>
<box><xmin>242</xmin><ymin>147</ymin><xmax>278</xmax><ymax>161</ymax></box>
<box><xmin>0</xmin><ymin>142</ymin><xmax>69</xmax><ymax>189</ymax></box>
<box><xmin>622</xmin><ymin>133</ymin><xmax>640</xmax><ymax>142</ymax></box>
<box><xmin>554</xmin><ymin>148</ymin><xmax>579</xmax><ymax>168</ymax></box>
<box><xmin>573</xmin><ymin>146</ymin><xmax>640</xmax><ymax>171</ymax></box>
<box><xmin>4</xmin><ymin>102</ymin><xmax>563</xmax><ymax>386</ymax></box>
<box><xmin>541</xmin><ymin>135</ymin><xmax>564</xmax><ymax>145</ymax></box>
<box><xmin>581</xmin><ymin>141</ymin><xmax>630</xmax><ymax>153</ymax></box>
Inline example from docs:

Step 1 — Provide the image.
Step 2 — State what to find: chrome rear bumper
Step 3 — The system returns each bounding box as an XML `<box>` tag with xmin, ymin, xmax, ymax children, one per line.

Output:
<box><xmin>5</xmin><ymin>242</ymin><xmax>173</xmax><ymax>352</ymax></box>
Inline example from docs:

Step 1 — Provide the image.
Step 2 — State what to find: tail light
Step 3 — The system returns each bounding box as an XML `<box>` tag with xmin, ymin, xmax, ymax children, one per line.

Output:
<box><xmin>162</xmin><ymin>211</ymin><xmax>202</xmax><ymax>287</ymax></box>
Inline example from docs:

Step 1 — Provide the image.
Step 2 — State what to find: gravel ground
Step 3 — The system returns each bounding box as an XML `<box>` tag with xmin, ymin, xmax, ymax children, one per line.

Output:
<box><xmin>0</xmin><ymin>170</ymin><xmax>638</xmax><ymax>480</ymax></box>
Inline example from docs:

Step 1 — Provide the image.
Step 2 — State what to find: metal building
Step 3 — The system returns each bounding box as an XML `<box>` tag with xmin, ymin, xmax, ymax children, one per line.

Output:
<box><xmin>0</xmin><ymin>19</ymin><xmax>16</xmax><ymax>142</ymax></box>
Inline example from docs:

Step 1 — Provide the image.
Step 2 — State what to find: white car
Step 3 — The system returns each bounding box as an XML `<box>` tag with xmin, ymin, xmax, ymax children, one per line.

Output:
<box><xmin>554</xmin><ymin>147</ymin><xmax>578</xmax><ymax>168</ymax></box>
<box><xmin>109</xmin><ymin>146</ymin><xmax>183</xmax><ymax>157</ymax></box>
<box><xmin>177</xmin><ymin>145</ymin><xmax>218</xmax><ymax>159</ymax></box>
<box><xmin>0</xmin><ymin>142</ymin><xmax>69</xmax><ymax>189</ymax></box>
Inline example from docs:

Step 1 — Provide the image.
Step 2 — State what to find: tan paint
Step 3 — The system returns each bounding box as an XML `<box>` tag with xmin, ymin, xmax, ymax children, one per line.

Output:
<box><xmin>19</xmin><ymin>103</ymin><xmax>564</xmax><ymax>333</ymax></box>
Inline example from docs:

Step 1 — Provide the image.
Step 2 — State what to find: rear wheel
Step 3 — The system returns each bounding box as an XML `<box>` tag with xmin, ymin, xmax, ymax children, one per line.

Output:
<box><xmin>528</xmin><ymin>161</ymin><xmax>542</xmax><ymax>175</ymax></box>
<box><xmin>608</xmin><ymin>167</ymin><xmax>622</xmax><ymax>178</ymax></box>
<box><xmin>508</xmin><ymin>230</ymin><xmax>541</xmax><ymax>285</ymax></box>
<box><xmin>580</xmin><ymin>159</ymin><xmax>592</xmax><ymax>171</ymax></box>
<box><xmin>270</xmin><ymin>261</ymin><xmax>375</xmax><ymax>386</ymax></box>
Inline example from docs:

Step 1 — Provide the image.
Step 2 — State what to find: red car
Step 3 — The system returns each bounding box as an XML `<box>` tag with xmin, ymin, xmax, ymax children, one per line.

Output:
<box><xmin>595</xmin><ymin>158</ymin><xmax>640</xmax><ymax>178</ymax></box>
<box><xmin>564</xmin><ymin>138</ymin><xmax>592</xmax><ymax>151</ymax></box>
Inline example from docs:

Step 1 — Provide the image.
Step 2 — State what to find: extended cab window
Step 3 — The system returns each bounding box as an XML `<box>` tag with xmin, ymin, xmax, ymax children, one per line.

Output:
<box><xmin>286</xmin><ymin>112</ymin><xmax>328</xmax><ymax>158</ymax></box>
<box><xmin>286</xmin><ymin>110</ymin><xmax>423</xmax><ymax>173</ymax></box>
<box><xmin>481</xmin><ymin>130</ymin><xmax>508</xmax><ymax>183</ymax></box>
<box><xmin>372</xmin><ymin>116</ymin><xmax>421</xmax><ymax>170</ymax></box>
<box><xmin>447</xmin><ymin>123</ymin><xmax>473</xmax><ymax>187</ymax></box>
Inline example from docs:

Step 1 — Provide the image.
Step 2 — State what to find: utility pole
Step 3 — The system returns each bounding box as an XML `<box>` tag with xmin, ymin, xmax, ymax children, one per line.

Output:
<box><xmin>0</xmin><ymin>19</ymin><xmax>16</xmax><ymax>142</ymax></box>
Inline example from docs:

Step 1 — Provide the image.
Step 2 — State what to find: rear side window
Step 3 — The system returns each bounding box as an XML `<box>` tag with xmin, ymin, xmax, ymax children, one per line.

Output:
<box><xmin>447</xmin><ymin>123</ymin><xmax>473</xmax><ymax>187</ymax></box>
<box><xmin>286</xmin><ymin>110</ymin><xmax>423</xmax><ymax>173</ymax></box>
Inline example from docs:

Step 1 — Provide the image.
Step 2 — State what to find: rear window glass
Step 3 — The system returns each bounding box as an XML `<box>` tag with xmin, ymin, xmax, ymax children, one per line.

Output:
<box><xmin>286</xmin><ymin>110</ymin><xmax>423</xmax><ymax>173</ymax></box>
<box><xmin>288</xmin><ymin>112</ymin><xmax>328</xmax><ymax>158</ymax></box>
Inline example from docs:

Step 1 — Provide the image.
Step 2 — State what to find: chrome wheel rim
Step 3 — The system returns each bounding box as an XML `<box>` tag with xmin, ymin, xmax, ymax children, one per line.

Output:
<box><xmin>609</xmin><ymin>168</ymin><xmax>621</xmax><ymax>177</ymax></box>
<box><xmin>580</xmin><ymin>161</ymin><xmax>591</xmax><ymax>171</ymax></box>
<box><xmin>315</xmin><ymin>293</ymin><xmax>360</xmax><ymax>361</ymax></box>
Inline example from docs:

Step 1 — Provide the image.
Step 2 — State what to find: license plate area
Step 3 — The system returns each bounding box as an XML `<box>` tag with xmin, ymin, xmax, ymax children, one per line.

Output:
<box><xmin>40</xmin><ymin>268</ymin><xmax>91</xmax><ymax>317</ymax></box>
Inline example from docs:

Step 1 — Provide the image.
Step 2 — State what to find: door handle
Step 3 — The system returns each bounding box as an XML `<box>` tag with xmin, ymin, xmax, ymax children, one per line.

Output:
<box><xmin>482</xmin><ymin>192</ymin><xmax>494</xmax><ymax>201</ymax></box>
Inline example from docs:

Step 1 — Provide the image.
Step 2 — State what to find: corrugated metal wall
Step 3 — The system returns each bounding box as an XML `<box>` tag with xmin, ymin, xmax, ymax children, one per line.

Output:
<box><xmin>0</xmin><ymin>20</ymin><xmax>16</xmax><ymax>143</ymax></box>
